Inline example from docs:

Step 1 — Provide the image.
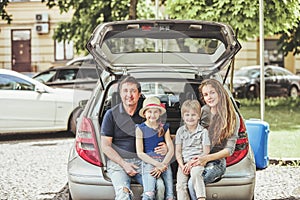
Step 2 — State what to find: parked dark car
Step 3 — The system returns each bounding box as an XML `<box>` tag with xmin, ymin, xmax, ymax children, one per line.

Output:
<box><xmin>231</xmin><ymin>65</ymin><xmax>300</xmax><ymax>98</ymax></box>
<box><xmin>67</xmin><ymin>20</ymin><xmax>256</xmax><ymax>200</ymax></box>
<box><xmin>33</xmin><ymin>64</ymin><xmax>99</xmax><ymax>91</ymax></box>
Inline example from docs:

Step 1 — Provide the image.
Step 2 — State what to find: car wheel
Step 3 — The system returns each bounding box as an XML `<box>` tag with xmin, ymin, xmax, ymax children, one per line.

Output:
<box><xmin>246</xmin><ymin>85</ymin><xmax>258</xmax><ymax>99</ymax></box>
<box><xmin>69</xmin><ymin>107</ymin><xmax>83</xmax><ymax>135</ymax></box>
<box><xmin>289</xmin><ymin>86</ymin><xmax>298</xmax><ymax>98</ymax></box>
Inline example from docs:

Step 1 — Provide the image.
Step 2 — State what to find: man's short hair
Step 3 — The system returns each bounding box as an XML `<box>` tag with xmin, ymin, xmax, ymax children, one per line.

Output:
<box><xmin>118</xmin><ymin>76</ymin><xmax>141</xmax><ymax>93</ymax></box>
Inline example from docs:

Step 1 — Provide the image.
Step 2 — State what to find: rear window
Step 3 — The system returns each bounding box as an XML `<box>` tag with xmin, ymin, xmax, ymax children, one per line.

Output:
<box><xmin>105</xmin><ymin>36</ymin><xmax>222</xmax><ymax>55</ymax></box>
<box><xmin>102</xmin><ymin>79</ymin><xmax>203</xmax><ymax>134</ymax></box>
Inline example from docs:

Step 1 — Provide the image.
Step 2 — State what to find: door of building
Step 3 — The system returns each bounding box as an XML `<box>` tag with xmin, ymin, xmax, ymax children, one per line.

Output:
<box><xmin>11</xmin><ymin>30</ymin><xmax>31</xmax><ymax>72</ymax></box>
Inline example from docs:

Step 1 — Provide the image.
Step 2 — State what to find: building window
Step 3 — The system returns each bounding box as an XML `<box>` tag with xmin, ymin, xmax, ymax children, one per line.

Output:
<box><xmin>264</xmin><ymin>39</ymin><xmax>284</xmax><ymax>67</ymax></box>
<box><xmin>55</xmin><ymin>40</ymin><xmax>74</xmax><ymax>61</ymax></box>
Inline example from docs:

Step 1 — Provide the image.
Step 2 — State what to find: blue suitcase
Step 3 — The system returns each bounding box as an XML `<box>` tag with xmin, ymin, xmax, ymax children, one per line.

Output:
<box><xmin>245</xmin><ymin>119</ymin><xmax>270</xmax><ymax>169</ymax></box>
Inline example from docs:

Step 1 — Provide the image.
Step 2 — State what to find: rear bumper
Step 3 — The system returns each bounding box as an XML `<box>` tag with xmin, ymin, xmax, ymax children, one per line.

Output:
<box><xmin>68</xmin><ymin>161</ymin><xmax>255</xmax><ymax>200</ymax></box>
<box><xmin>69</xmin><ymin>173</ymin><xmax>255</xmax><ymax>200</ymax></box>
<box><xmin>68</xmin><ymin>153</ymin><xmax>256</xmax><ymax>200</ymax></box>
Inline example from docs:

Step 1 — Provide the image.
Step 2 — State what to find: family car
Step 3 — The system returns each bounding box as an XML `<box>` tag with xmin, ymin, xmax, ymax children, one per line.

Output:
<box><xmin>67</xmin><ymin>20</ymin><xmax>256</xmax><ymax>200</ymax></box>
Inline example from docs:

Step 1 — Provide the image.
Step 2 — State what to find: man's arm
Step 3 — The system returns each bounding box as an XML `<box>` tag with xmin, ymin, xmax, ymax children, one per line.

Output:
<box><xmin>154</xmin><ymin>142</ymin><xmax>168</xmax><ymax>155</ymax></box>
<box><xmin>101</xmin><ymin>135</ymin><xmax>124</xmax><ymax>165</ymax></box>
<box><xmin>101</xmin><ymin>135</ymin><xmax>139</xmax><ymax>176</ymax></box>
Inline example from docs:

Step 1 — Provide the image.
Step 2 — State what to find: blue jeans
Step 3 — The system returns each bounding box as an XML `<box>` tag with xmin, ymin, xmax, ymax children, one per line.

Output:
<box><xmin>142</xmin><ymin>157</ymin><xmax>174</xmax><ymax>200</ymax></box>
<box><xmin>188</xmin><ymin>158</ymin><xmax>226</xmax><ymax>200</ymax></box>
<box><xmin>107</xmin><ymin>158</ymin><xmax>143</xmax><ymax>200</ymax></box>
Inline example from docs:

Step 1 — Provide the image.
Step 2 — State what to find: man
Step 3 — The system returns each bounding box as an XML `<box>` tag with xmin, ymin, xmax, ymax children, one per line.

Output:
<box><xmin>101</xmin><ymin>76</ymin><xmax>167</xmax><ymax>200</ymax></box>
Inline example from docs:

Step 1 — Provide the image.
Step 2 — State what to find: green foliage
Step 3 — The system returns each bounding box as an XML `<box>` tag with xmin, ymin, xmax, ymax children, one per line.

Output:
<box><xmin>166</xmin><ymin>0</ymin><xmax>300</xmax><ymax>41</ymax></box>
<box><xmin>2</xmin><ymin>0</ymin><xmax>300</xmax><ymax>55</ymax></box>
<box><xmin>238</xmin><ymin>97</ymin><xmax>300</xmax><ymax>131</ymax></box>
<box><xmin>0</xmin><ymin>0</ymin><xmax>12</xmax><ymax>23</ymax></box>
<box><xmin>238</xmin><ymin>97</ymin><xmax>300</xmax><ymax>108</ymax></box>
<box><xmin>44</xmin><ymin>0</ymin><xmax>157</xmax><ymax>53</ymax></box>
<box><xmin>43</xmin><ymin>0</ymin><xmax>133</xmax><ymax>53</ymax></box>
<box><xmin>269</xmin><ymin>130</ymin><xmax>300</xmax><ymax>159</ymax></box>
<box><xmin>278</xmin><ymin>20</ymin><xmax>300</xmax><ymax>56</ymax></box>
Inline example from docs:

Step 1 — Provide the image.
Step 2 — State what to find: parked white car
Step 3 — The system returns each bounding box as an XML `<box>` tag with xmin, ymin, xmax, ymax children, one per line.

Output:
<box><xmin>0</xmin><ymin>69</ymin><xmax>92</xmax><ymax>134</ymax></box>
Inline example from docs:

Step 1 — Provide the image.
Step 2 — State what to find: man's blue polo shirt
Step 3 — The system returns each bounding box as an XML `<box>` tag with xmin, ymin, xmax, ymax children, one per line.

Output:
<box><xmin>101</xmin><ymin>103</ymin><xmax>144</xmax><ymax>158</ymax></box>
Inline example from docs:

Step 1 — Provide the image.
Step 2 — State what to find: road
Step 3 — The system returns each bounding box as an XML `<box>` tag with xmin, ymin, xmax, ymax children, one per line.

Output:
<box><xmin>1</xmin><ymin>132</ymin><xmax>300</xmax><ymax>200</ymax></box>
<box><xmin>0</xmin><ymin>132</ymin><xmax>74</xmax><ymax>200</ymax></box>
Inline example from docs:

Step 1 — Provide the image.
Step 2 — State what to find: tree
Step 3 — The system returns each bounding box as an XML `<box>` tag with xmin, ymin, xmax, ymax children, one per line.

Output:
<box><xmin>278</xmin><ymin>20</ymin><xmax>300</xmax><ymax>56</ymax></box>
<box><xmin>1</xmin><ymin>0</ymin><xmax>156</xmax><ymax>53</ymax></box>
<box><xmin>2</xmin><ymin>0</ymin><xmax>299</xmax><ymax>55</ymax></box>
<box><xmin>43</xmin><ymin>0</ymin><xmax>158</xmax><ymax>53</ymax></box>
<box><xmin>166</xmin><ymin>0</ymin><xmax>300</xmax><ymax>42</ymax></box>
<box><xmin>42</xmin><ymin>0</ymin><xmax>133</xmax><ymax>53</ymax></box>
<box><xmin>0</xmin><ymin>0</ymin><xmax>12</xmax><ymax>23</ymax></box>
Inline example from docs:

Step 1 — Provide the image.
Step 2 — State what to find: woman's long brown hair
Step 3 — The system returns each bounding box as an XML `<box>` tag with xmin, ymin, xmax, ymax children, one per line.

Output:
<box><xmin>199</xmin><ymin>79</ymin><xmax>237</xmax><ymax>146</ymax></box>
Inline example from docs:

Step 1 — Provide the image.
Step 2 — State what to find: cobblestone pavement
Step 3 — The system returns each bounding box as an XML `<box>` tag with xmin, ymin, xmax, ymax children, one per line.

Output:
<box><xmin>0</xmin><ymin>137</ymin><xmax>73</xmax><ymax>200</ymax></box>
<box><xmin>0</xmin><ymin>136</ymin><xmax>300</xmax><ymax>200</ymax></box>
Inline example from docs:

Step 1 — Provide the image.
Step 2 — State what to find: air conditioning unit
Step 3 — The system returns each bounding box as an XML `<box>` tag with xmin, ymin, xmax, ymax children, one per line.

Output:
<box><xmin>35</xmin><ymin>23</ymin><xmax>49</xmax><ymax>34</ymax></box>
<box><xmin>35</xmin><ymin>13</ymin><xmax>49</xmax><ymax>22</ymax></box>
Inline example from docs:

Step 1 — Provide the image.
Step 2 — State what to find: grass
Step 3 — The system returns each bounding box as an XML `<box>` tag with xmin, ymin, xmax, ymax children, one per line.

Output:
<box><xmin>237</xmin><ymin>97</ymin><xmax>300</xmax><ymax>159</ymax></box>
<box><xmin>268</xmin><ymin>130</ymin><xmax>300</xmax><ymax>159</ymax></box>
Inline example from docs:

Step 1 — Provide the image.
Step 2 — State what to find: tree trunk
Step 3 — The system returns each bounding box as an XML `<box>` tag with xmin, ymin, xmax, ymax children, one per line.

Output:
<box><xmin>129</xmin><ymin>0</ymin><xmax>138</xmax><ymax>19</ymax></box>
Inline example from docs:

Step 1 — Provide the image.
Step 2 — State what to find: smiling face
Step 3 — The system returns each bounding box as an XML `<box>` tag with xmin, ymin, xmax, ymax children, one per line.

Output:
<box><xmin>144</xmin><ymin>108</ymin><xmax>161</xmax><ymax>124</ymax></box>
<box><xmin>201</xmin><ymin>84</ymin><xmax>219</xmax><ymax>113</ymax></box>
<box><xmin>182</xmin><ymin>108</ymin><xmax>200</xmax><ymax>129</ymax></box>
<box><xmin>119</xmin><ymin>82</ymin><xmax>140</xmax><ymax>109</ymax></box>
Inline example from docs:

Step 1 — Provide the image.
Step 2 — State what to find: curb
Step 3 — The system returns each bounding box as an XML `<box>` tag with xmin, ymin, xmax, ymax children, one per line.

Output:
<box><xmin>269</xmin><ymin>158</ymin><xmax>300</xmax><ymax>166</ymax></box>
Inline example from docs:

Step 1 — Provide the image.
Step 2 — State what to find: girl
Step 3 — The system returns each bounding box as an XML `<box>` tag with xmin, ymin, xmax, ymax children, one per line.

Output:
<box><xmin>136</xmin><ymin>96</ymin><xmax>174</xmax><ymax>200</ymax></box>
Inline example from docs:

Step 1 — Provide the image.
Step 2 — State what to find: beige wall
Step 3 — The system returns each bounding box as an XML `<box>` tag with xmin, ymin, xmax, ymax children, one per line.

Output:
<box><xmin>235</xmin><ymin>40</ymin><xmax>258</xmax><ymax>69</ymax></box>
<box><xmin>0</xmin><ymin>1</ymin><xmax>74</xmax><ymax>72</ymax></box>
<box><xmin>235</xmin><ymin>39</ymin><xmax>299</xmax><ymax>74</ymax></box>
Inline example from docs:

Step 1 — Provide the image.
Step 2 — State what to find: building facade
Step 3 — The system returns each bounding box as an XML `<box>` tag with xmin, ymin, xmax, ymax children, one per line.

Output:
<box><xmin>1</xmin><ymin>1</ymin><xmax>299</xmax><ymax>74</ymax></box>
<box><xmin>0</xmin><ymin>1</ymin><xmax>74</xmax><ymax>72</ymax></box>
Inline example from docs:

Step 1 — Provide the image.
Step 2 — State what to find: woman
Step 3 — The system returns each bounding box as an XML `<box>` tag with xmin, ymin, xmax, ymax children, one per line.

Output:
<box><xmin>188</xmin><ymin>79</ymin><xmax>240</xmax><ymax>199</ymax></box>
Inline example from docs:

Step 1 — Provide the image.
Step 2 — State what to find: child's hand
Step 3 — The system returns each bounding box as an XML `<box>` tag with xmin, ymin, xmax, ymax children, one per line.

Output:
<box><xmin>182</xmin><ymin>163</ymin><xmax>191</xmax><ymax>175</ymax></box>
<box><xmin>157</xmin><ymin>163</ymin><xmax>167</xmax><ymax>172</ymax></box>
<box><xmin>150</xmin><ymin>167</ymin><xmax>162</xmax><ymax>178</ymax></box>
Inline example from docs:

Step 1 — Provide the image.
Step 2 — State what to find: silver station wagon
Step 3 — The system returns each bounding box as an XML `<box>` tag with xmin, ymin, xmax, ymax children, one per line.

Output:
<box><xmin>67</xmin><ymin>20</ymin><xmax>256</xmax><ymax>200</ymax></box>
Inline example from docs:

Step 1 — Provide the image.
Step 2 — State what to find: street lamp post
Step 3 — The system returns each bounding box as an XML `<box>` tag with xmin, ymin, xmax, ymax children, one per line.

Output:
<box><xmin>259</xmin><ymin>0</ymin><xmax>265</xmax><ymax>121</ymax></box>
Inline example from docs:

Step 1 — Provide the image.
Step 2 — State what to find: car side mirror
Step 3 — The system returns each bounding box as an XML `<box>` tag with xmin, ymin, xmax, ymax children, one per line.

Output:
<box><xmin>35</xmin><ymin>85</ymin><xmax>47</xmax><ymax>93</ymax></box>
<box><xmin>79</xmin><ymin>99</ymin><xmax>88</xmax><ymax>108</ymax></box>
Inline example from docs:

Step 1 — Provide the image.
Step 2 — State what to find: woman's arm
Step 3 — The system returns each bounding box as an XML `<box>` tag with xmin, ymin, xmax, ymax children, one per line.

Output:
<box><xmin>191</xmin><ymin>148</ymin><xmax>230</xmax><ymax>167</ymax></box>
<box><xmin>202</xmin><ymin>145</ymin><xmax>211</xmax><ymax>156</ymax></box>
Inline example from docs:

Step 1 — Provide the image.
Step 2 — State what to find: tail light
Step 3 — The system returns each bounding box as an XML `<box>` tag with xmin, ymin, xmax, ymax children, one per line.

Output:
<box><xmin>226</xmin><ymin>116</ymin><xmax>249</xmax><ymax>166</ymax></box>
<box><xmin>75</xmin><ymin>117</ymin><xmax>103</xmax><ymax>166</ymax></box>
